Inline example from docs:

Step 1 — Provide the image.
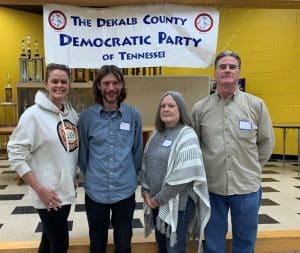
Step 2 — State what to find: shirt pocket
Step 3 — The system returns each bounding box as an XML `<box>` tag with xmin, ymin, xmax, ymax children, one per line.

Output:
<box><xmin>118</xmin><ymin>128</ymin><xmax>131</xmax><ymax>136</ymax></box>
<box><xmin>117</xmin><ymin>127</ymin><xmax>134</xmax><ymax>148</ymax></box>
<box><xmin>235</xmin><ymin>117</ymin><xmax>257</xmax><ymax>139</ymax></box>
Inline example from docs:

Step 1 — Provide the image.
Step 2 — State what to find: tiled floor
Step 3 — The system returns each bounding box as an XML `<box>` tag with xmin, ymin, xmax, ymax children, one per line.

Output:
<box><xmin>1</xmin><ymin>159</ymin><xmax>300</xmax><ymax>243</ymax></box>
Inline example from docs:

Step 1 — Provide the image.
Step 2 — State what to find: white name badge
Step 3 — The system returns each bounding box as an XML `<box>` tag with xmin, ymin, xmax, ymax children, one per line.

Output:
<box><xmin>239</xmin><ymin>120</ymin><xmax>252</xmax><ymax>130</ymax></box>
<box><xmin>119</xmin><ymin>122</ymin><xmax>130</xmax><ymax>131</ymax></box>
<box><xmin>162</xmin><ymin>139</ymin><xmax>172</xmax><ymax>147</ymax></box>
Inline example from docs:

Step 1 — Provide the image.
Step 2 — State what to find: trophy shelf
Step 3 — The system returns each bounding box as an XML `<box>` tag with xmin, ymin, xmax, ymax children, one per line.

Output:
<box><xmin>16</xmin><ymin>82</ymin><xmax>92</xmax><ymax>88</ymax></box>
<box><xmin>16</xmin><ymin>82</ymin><xmax>94</xmax><ymax>121</ymax></box>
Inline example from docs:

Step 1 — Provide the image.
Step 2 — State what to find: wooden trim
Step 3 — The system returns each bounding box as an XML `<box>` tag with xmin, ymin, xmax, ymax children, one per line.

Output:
<box><xmin>1</xmin><ymin>230</ymin><xmax>300</xmax><ymax>253</ymax></box>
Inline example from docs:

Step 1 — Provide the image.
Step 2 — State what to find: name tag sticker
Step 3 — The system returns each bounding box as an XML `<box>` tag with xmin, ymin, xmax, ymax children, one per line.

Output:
<box><xmin>239</xmin><ymin>120</ymin><xmax>252</xmax><ymax>130</ymax></box>
<box><xmin>162</xmin><ymin>139</ymin><xmax>172</xmax><ymax>147</ymax></box>
<box><xmin>119</xmin><ymin>122</ymin><xmax>130</xmax><ymax>131</ymax></box>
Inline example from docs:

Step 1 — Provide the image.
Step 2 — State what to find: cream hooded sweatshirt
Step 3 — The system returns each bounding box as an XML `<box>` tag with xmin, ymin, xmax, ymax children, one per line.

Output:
<box><xmin>7</xmin><ymin>90</ymin><xmax>79</xmax><ymax>209</ymax></box>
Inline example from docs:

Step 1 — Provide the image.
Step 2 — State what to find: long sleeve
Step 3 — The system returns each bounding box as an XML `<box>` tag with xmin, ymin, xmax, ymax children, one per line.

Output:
<box><xmin>132</xmin><ymin>109</ymin><xmax>143</xmax><ymax>174</ymax></box>
<box><xmin>7</xmin><ymin>114</ymin><xmax>34</xmax><ymax>177</ymax></box>
<box><xmin>191</xmin><ymin>103</ymin><xmax>202</xmax><ymax>141</ymax></box>
<box><xmin>257</xmin><ymin>101</ymin><xmax>275</xmax><ymax>167</ymax></box>
<box><xmin>78</xmin><ymin>112</ymin><xmax>89</xmax><ymax>174</ymax></box>
<box><xmin>154</xmin><ymin>183</ymin><xmax>188</xmax><ymax>206</ymax></box>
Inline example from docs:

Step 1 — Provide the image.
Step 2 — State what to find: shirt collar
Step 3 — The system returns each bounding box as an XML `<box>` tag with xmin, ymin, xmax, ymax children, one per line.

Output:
<box><xmin>95</xmin><ymin>103</ymin><xmax>124</xmax><ymax>116</ymax></box>
<box><xmin>215</xmin><ymin>87</ymin><xmax>240</xmax><ymax>101</ymax></box>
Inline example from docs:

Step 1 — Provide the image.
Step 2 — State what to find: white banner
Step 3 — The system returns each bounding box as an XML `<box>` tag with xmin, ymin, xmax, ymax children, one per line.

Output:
<box><xmin>43</xmin><ymin>4</ymin><xmax>219</xmax><ymax>68</ymax></box>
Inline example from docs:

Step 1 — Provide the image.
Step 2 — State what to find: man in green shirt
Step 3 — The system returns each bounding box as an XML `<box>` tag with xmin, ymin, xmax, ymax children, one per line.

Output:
<box><xmin>191</xmin><ymin>50</ymin><xmax>274</xmax><ymax>253</ymax></box>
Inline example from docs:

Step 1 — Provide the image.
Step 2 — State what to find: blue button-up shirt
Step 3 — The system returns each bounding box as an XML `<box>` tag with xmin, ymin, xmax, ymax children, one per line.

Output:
<box><xmin>78</xmin><ymin>103</ymin><xmax>143</xmax><ymax>204</ymax></box>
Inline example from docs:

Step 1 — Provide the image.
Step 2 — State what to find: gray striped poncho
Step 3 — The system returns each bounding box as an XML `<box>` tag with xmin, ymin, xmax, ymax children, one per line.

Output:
<box><xmin>141</xmin><ymin>126</ymin><xmax>211</xmax><ymax>253</ymax></box>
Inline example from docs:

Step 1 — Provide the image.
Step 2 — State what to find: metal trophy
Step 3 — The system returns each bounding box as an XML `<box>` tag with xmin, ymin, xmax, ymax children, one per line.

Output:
<box><xmin>26</xmin><ymin>35</ymin><xmax>31</xmax><ymax>60</ymax></box>
<box><xmin>32</xmin><ymin>40</ymin><xmax>44</xmax><ymax>82</ymax></box>
<box><xmin>5</xmin><ymin>74</ymin><xmax>13</xmax><ymax>103</ymax></box>
<box><xmin>19</xmin><ymin>40</ymin><xmax>29</xmax><ymax>82</ymax></box>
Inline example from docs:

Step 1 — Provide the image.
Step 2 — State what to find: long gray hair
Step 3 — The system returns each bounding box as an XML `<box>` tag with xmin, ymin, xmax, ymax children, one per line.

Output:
<box><xmin>155</xmin><ymin>91</ymin><xmax>193</xmax><ymax>132</ymax></box>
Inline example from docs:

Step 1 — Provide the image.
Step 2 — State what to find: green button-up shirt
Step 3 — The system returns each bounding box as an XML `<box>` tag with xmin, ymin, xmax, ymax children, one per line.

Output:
<box><xmin>191</xmin><ymin>89</ymin><xmax>274</xmax><ymax>195</ymax></box>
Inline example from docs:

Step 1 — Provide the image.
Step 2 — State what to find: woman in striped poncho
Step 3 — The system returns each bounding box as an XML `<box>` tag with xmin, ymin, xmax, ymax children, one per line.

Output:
<box><xmin>140</xmin><ymin>91</ymin><xmax>211</xmax><ymax>253</ymax></box>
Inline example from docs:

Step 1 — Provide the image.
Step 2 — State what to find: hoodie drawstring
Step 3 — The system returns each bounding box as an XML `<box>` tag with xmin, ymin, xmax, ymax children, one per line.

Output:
<box><xmin>59</xmin><ymin>112</ymin><xmax>70</xmax><ymax>152</ymax></box>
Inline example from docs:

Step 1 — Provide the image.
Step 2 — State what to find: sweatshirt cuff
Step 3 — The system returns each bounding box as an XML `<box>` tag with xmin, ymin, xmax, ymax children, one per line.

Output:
<box><xmin>14</xmin><ymin>162</ymin><xmax>32</xmax><ymax>177</ymax></box>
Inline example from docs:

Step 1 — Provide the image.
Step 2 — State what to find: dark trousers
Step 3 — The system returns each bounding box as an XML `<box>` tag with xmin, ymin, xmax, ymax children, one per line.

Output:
<box><xmin>85</xmin><ymin>193</ymin><xmax>136</xmax><ymax>253</ymax></box>
<box><xmin>152</xmin><ymin>197</ymin><xmax>195</xmax><ymax>253</ymax></box>
<box><xmin>37</xmin><ymin>204</ymin><xmax>71</xmax><ymax>253</ymax></box>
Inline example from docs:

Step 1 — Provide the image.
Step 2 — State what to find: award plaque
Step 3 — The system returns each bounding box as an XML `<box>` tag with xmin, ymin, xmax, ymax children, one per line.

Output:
<box><xmin>148</xmin><ymin>67</ymin><xmax>162</xmax><ymax>76</ymax></box>
<box><xmin>135</xmin><ymin>68</ymin><xmax>140</xmax><ymax>76</ymax></box>
<box><xmin>74</xmin><ymin>68</ymin><xmax>85</xmax><ymax>82</ymax></box>
<box><xmin>142</xmin><ymin>67</ymin><xmax>147</xmax><ymax>76</ymax></box>
<box><xmin>122</xmin><ymin>68</ymin><xmax>128</xmax><ymax>76</ymax></box>
<box><xmin>149</xmin><ymin>67</ymin><xmax>157</xmax><ymax>75</ymax></box>
<box><xmin>131</xmin><ymin>68</ymin><xmax>136</xmax><ymax>76</ymax></box>
<box><xmin>158</xmin><ymin>67</ymin><xmax>162</xmax><ymax>75</ymax></box>
<box><xmin>88</xmin><ymin>69</ymin><xmax>97</xmax><ymax>81</ymax></box>
<box><xmin>153</xmin><ymin>67</ymin><xmax>157</xmax><ymax>75</ymax></box>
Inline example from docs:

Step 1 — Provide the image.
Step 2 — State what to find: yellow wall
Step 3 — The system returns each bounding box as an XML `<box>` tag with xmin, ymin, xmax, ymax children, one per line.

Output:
<box><xmin>165</xmin><ymin>8</ymin><xmax>300</xmax><ymax>155</ymax></box>
<box><xmin>0</xmin><ymin>7</ymin><xmax>299</xmax><ymax>155</ymax></box>
<box><xmin>0</xmin><ymin>7</ymin><xmax>43</xmax><ymax>125</ymax></box>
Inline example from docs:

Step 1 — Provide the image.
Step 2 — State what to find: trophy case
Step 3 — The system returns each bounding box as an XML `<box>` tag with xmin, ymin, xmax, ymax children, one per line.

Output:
<box><xmin>16</xmin><ymin>82</ymin><xmax>94</xmax><ymax>120</ymax></box>
<box><xmin>16</xmin><ymin>75</ymin><xmax>210</xmax><ymax>126</ymax></box>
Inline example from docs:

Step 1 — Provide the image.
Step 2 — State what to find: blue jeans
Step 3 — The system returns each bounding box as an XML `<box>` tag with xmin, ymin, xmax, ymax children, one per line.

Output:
<box><xmin>37</xmin><ymin>204</ymin><xmax>71</xmax><ymax>253</ymax></box>
<box><xmin>85</xmin><ymin>193</ymin><xmax>136</xmax><ymax>253</ymax></box>
<box><xmin>152</xmin><ymin>197</ymin><xmax>195</xmax><ymax>253</ymax></box>
<box><xmin>204</xmin><ymin>188</ymin><xmax>262</xmax><ymax>253</ymax></box>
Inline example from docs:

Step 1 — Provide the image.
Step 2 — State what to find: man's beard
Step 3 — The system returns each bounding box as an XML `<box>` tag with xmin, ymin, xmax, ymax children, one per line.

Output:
<box><xmin>103</xmin><ymin>92</ymin><xmax>119</xmax><ymax>104</ymax></box>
